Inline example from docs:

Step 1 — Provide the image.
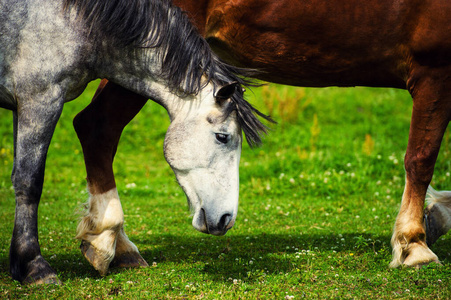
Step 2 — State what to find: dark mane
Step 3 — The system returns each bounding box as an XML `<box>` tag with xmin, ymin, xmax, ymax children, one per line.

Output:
<box><xmin>63</xmin><ymin>0</ymin><xmax>274</xmax><ymax>146</ymax></box>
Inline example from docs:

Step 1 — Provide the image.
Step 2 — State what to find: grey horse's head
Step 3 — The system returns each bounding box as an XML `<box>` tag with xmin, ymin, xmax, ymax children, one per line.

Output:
<box><xmin>164</xmin><ymin>82</ymin><xmax>243</xmax><ymax>235</ymax></box>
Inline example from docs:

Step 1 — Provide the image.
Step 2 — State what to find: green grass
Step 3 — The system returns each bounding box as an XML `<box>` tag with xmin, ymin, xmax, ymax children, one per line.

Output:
<box><xmin>0</xmin><ymin>81</ymin><xmax>450</xmax><ymax>299</ymax></box>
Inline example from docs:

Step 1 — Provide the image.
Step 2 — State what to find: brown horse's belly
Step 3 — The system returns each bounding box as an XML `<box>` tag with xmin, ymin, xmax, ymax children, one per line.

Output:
<box><xmin>204</xmin><ymin>0</ymin><xmax>411</xmax><ymax>89</ymax></box>
<box><xmin>206</xmin><ymin>34</ymin><xmax>407</xmax><ymax>89</ymax></box>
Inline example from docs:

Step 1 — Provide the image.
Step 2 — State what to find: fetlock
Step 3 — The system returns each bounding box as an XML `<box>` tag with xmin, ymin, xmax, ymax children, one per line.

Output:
<box><xmin>76</xmin><ymin>189</ymin><xmax>124</xmax><ymax>275</ymax></box>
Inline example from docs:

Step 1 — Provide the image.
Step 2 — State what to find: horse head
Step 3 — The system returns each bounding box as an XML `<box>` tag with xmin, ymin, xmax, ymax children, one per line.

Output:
<box><xmin>164</xmin><ymin>82</ymin><xmax>241</xmax><ymax>235</ymax></box>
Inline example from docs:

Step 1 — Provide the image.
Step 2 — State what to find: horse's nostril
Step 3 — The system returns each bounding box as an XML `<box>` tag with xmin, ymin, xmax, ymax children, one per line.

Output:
<box><xmin>219</xmin><ymin>213</ymin><xmax>232</xmax><ymax>231</ymax></box>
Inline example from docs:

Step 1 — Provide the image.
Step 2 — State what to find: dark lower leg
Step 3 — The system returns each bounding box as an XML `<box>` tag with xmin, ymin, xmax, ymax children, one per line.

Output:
<box><xmin>10</xmin><ymin>106</ymin><xmax>62</xmax><ymax>284</ymax></box>
<box><xmin>10</xmin><ymin>202</ymin><xmax>58</xmax><ymax>284</ymax></box>
<box><xmin>74</xmin><ymin>80</ymin><xmax>148</xmax><ymax>194</ymax></box>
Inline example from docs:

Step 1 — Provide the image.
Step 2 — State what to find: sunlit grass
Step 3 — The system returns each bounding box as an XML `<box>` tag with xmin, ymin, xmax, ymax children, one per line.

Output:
<box><xmin>0</xmin><ymin>81</ymin><xmax>450</xmax><ymax>299</ymax></box>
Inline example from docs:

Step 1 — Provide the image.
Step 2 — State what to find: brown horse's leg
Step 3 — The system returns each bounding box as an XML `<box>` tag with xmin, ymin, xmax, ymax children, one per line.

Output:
<box><xmin>390</xmin><ymin>66</ymin><xmax>451</xmax><ymax>267</ymax></box>
<box><xmin>73</xmin><ymin>80</ymin><xmax>148</xmax><ymax>274</ymax></box>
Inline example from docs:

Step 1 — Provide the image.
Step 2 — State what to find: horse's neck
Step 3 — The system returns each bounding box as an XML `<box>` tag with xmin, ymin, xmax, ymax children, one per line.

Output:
<box><xmin>95</xmin><ymin>43</ymin><xmax>155</xmax><ymax>93</ymax></box>
<box><xmin>94</xmin><ymin>43</ymin><xmax>182</xmax><ymax>115</ymax></box>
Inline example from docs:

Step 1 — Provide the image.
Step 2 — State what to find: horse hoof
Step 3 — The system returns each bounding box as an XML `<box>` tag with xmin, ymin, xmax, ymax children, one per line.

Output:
<box><xmin>411</xmin><ymin>260</ymin><xmax>442</xmax><ymax>270</ymax></box>
<box><xmin>111</xmin><ymin>251</ymin><xmax>149</xmax><ymax>269</ymax></box>
<box><xmin>402</xmin><ymin>242</ymin><xmax>441</xmax><ymax>268</ymax></box>
<box><xmin>17</xmin><ymin>256</ymin><xmax>61</xmax><ymax>285</ymax></box>
<box><xmin>424</xmin><ymin>206</ymin><xmax>448</xmax><ymax>246</ymax></box>
<box><xmin>80</xmin><ymin>240</ymin><xmax>113</xmax><ymax>276</ymax></box>
<box><xmin>23</xmin><ymin>274</ymin><xmax>61</xmax><ymax>285</ymax></box>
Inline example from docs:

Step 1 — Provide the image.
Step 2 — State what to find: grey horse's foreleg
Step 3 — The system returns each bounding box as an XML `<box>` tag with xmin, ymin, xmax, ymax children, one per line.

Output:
<box><xmin>10</xmin><ymin>100</ymin><xmax>63</xmax><ymax>284</ymax></box>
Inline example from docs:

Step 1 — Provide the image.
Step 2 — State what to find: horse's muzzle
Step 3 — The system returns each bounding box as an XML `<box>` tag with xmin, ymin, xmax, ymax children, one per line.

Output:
<box><xmin>193</xmin><ymin>208</ymin><xmax>234</xmax><ymax>236</ymax></box>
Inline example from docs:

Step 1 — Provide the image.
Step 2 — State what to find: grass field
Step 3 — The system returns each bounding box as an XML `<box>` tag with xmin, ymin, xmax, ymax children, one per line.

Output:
<box><xmin>0</xmin><ymin>81</ymin><xmax>450</xmax><ymax>299</ymax></box>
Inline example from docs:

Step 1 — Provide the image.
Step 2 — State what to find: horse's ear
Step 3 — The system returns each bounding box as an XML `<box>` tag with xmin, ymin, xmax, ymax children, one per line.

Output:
<box><xmin>215</xmin><ymin>82</ymin><xmax>239</xmax><ymax>102</ymax></box>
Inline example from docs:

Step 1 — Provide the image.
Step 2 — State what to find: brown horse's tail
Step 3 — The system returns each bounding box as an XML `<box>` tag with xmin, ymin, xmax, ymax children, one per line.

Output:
<box><xmin>424</xmin><ymin>186</ymin><xmax>451</xmax><ymax>246</ymax></box>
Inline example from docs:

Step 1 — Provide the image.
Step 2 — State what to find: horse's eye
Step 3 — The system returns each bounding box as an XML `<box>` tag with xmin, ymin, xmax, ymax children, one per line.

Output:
<box><xmin>215</xmin><ymin>133</ymin><xmax>229</xmax><ymax>144</ymax></box>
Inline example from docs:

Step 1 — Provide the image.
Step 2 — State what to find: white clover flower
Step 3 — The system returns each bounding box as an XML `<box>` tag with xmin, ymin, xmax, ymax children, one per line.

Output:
<box><xmin>126</xmin><ymin>183</ymin><xmax>137</xmax><ymax>189</ymax></box>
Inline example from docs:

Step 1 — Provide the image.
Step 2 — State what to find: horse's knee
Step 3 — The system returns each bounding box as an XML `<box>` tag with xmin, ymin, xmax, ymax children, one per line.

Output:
<box><xmin>404</xmin><ymin>152</ymin><xmax>435</xmax><ymax>187</ymax></box>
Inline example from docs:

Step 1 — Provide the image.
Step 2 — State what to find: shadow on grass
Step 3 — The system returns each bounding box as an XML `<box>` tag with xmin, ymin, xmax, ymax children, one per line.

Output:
<box><xmin>0</xmin><ymin>232</ymin><xmax>449</xmax><ymax>284</ymax></box>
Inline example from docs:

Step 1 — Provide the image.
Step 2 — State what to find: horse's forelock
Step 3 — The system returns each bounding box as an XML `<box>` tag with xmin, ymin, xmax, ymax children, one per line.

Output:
<box><xmin>230</xmin><ymin>91</ymin><xmax>275</xmax><ymax>148</ymax></box>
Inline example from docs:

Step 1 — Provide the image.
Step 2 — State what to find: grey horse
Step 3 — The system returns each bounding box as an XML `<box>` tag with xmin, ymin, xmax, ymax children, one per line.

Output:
<box><xmin>0</xmin><ymin>0</ymin><xmax>270</xmax><ymax>284</ymax></box>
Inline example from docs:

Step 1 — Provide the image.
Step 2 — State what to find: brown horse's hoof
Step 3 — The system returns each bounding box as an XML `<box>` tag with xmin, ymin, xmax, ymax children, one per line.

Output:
<box><xmin>111</xmin><ymin>251</ymin><xmax>149</xmax><ymax>269</ymax></box>
<box><xmin>401</xmin><ymin>242</ymin><xmax>441</xmax><ymax>268</ymax></box>
<box><xmin>80</xmin><ymin>240</ymin><xmax>113</xmax><ymax>276</ymax></box>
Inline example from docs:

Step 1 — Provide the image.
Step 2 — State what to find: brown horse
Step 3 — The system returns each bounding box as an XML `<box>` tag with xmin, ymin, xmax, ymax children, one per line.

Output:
<box><xmin>74</xmin><ymin>0</ymin><xmax>451</xmax><ymax>273</ymax></box>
